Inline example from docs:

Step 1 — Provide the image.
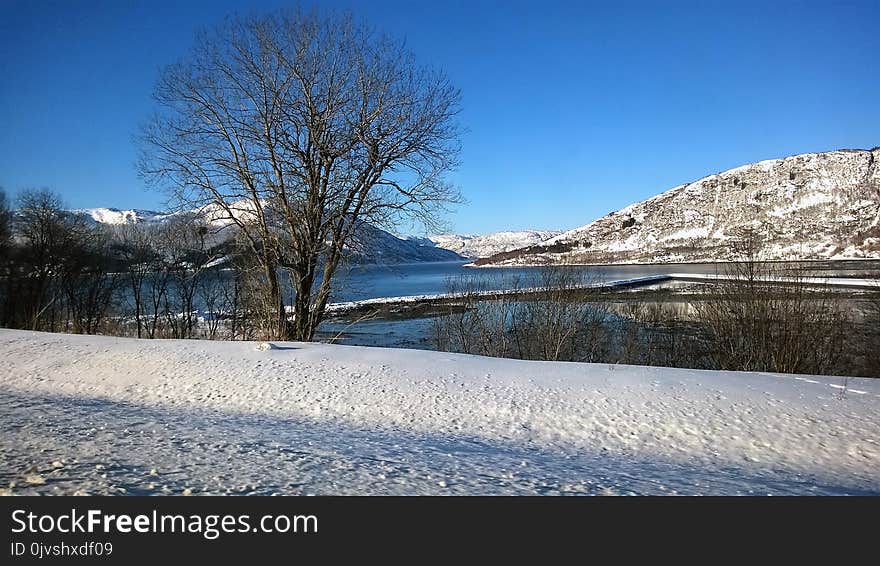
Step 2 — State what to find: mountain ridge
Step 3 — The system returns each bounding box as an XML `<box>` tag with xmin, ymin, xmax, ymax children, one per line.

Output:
<box><xmin>475</xmin><ymin>148</ymin><xmax>880</xmax><ymax>266</ymax></box>
<box><xmin>70</xmin><ymin>207</ymin><xmax>561</xmax><ymax>263</ymax></box>
<box><xmin>69</xmin><ymin>206</ymin><xmax>463</xmax><ymax>264</ymax></box>
<box><xmin>422</xmin><ymin>230</ymin><xmax>562</xmax><ymax>259</ymax></box>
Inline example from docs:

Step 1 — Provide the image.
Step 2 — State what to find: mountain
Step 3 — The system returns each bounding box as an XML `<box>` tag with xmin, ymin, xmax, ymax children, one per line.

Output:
<box><xmin>420</xmin><ymin>230</ymin><xmax>562</xmax><ymax>259</ymax></box>
<box><xmin>70</xmin><ymin>206</ymin><xmax>463</xmax><ymax>264</ymax></box>
<box><xmin>350</xmin><ymin>224</ymin><xmax>463</xmax><ymax>263</ymax></box>
<box><xmin>475</xmin><ymin>148</ymin><xmax>880</xmax><ymax>266</ymax></box>
<box><xmin>72</xmin><ymin>207</ymin><xmax>176</xmax><ymax>225</ymax></box>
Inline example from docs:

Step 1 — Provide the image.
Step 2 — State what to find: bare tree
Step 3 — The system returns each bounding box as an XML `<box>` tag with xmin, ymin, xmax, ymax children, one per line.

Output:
<box><xmin>222</xmin><ymin>235</ymin><xmax>260</xmax><ymax>340</ymax></box>
<box><xmin>432</xmin><ymin>273</ymin><xmax>523</xmax><ymax>358</ymax></box>
<box><xmin>141</xmin><ymin>9</ymin><xmax>461</xmax><ymax>341</ymax></box>
<box><xmin>0</xmin><ymin>189</ymin><xmax>13</xmax><ymax>326</ymax></box>
<box><xmin>9</xmin><ymin>189</ymin><xmax>91</xmax><ymax>330</ymax></box>
<box><xmin>61</xmin><ymin>226</ymin><xmax>119</xmax><ymax>334</ymax></box>
<box><xmin>113</xmin><ymin>223</ymin><xmax>157</xmax><ymax>338</ymax></box>
<box><xmin>142</xmin><ymin>233</ymin><xmax>172</xmax><ymax>339</ymax></box>
<box><xmin>158</xmin><ymin>216</ymin><xmax>221</xmax><ymax>338</ymax></box>
<box><xmin>0</xmin><ymin>189</ymin><xmax>10</xmax><ymax>263</ymax></box>
<box><xmin>861</xmin><ymin>281</ymin><xmax>880</xmax><ymax>377</ymax></box>
<box><xmin>197</xmin><ymin>265</ymin><xmax>228</xmax><ymax>339</ymax></box>
<box><xmin>614</xmin><ymin>299</ymin><xmax>705</xmax><ymax>368</ymax></box>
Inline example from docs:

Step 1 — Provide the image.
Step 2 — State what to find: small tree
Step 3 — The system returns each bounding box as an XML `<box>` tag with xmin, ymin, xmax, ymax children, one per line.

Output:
<box><xmin>9</xmin><ymin>189</ymin><xmax>91</xmax><ymax>331</ymax></box>
<box><xmin>113</xmin><ymin>223</ymin><xmax>157</xmax><ymax>338</ymax></box>
<box><xmin>0</xmin><ymin>189</ymin><xmax>12</xmax><ymax>326</ymax></box>
<box><xmin>862</xmin><ymin>283</ymin><xmax>880</xmax><ymax>377</ymax></box>
<box><xmin>0</xmin><ymin>189</ymin><xmax>10</xmax><ymax>263</ymax></box>
<box><xmin>158</xmin><ymin>215</ymin><xmax>220</xmax><ymax>338</ymax></box>
<box><xmin>141</xmin><ymin>9</ymin><xmax>461</xmax><ymax>341</ymax></box>
<box><xmin>61</xmin><ymin>226</ymin><xmax>120</xmax><ymax>334</ymax></box>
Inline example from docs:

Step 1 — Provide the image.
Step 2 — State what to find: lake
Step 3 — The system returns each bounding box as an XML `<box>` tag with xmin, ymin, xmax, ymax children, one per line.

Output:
<box><xmin>328</xmin><ymin>259</ymin><xmax>879</xmax><ymax>302</ymax></box>
<box><xmin>319</xmin><ymin>259</ymin><xmax>880</xmax><ymax>349</ymax></box>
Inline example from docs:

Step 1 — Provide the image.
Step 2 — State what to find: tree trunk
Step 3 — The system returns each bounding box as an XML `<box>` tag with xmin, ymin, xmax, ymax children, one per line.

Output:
<box><xmin>264</xmin><ymin>264</ymin><xmax>288</xmax><ymax>341</ymax></box>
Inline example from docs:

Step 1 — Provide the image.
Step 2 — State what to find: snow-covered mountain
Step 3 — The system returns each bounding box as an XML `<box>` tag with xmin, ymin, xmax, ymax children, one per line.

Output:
<box><xmin>70</xmin><ymin>206</ymin><xmax>462</xmax><ymax>264</ymax></box>
<box><xmin>350</xmin><ymin>224</ymin><xmax>463</xmax><ymax>263</ymax></box>
<box><xmin>421</xmin><ymin>230</ymin><xmax>562</xmax><ymax>259</ymax></box>
<box><xmin>72</xmin><ymin>207</ymin><xmax>176</xmax><ymax>225</ymax></box>
<box><xmin>476</xmin><ymin>148</ymin><xmax>880</xmax><ymax>266</ymax></box>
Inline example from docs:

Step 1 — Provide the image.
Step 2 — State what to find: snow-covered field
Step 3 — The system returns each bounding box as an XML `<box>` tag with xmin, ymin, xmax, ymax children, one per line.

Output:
<box><xmin>1</xmin><ymin>329</ymin><xmax>878</xmax><ymax>496</ymax></box>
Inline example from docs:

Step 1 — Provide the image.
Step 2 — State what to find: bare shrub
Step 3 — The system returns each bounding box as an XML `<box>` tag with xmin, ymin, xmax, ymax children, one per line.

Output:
<box><xmin>431</xmin><ymin>273</ymin><xmax>522</xmax><ymax>357</ymax></box>
<box><xmin>695</xmin><ymin>233</ymin><xmax>849</xmax><ymax>375</ymax></box>
<box><xmin>614</xmin><ymin>299</ymin><xmax>706</xmax><ymax>368</ymax></box>
<box><xmin>515</xmin><ymin>269</ymin><xmax>610</xmax><ymax>362</ymax></box>
<box><xmin>432</xmin><ymin>268</ymin><xmax>612</xmax><ymax>362</ymax></box>
<box><xmin>860</xmin><ymin>283</ymin><xmax>880</xmax><ymax>377</ymax></box>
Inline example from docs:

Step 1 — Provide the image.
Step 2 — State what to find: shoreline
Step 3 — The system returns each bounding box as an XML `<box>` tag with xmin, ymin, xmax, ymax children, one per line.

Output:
<box><xmin>465</xmin><ymin>257</ymin><xmax>880</xmax><ymax>268</ymax></box>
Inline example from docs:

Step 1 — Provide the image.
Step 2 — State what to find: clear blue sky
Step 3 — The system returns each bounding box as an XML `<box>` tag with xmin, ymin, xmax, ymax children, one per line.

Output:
<box><xmin>1</xmin><ymin>0</ymin><xmax>878</xmax><ymax>235</ymax></box>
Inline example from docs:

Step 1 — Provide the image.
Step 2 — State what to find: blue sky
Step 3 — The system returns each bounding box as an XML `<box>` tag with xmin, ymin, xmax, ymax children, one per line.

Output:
<box><xmin>1</xmin><ymin>0</ymin><xmax>878</xmax><ymax>235</ymax></box>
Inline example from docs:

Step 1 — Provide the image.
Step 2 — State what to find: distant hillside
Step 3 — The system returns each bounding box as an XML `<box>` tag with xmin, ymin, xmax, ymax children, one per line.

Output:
<box><xmin>69</xmin><ymin>206</ymin><xmax>462</xmax><ymax>264</ymax></box>
<box><xmin>476</xmin><ymin>148</ymin><xmax>880</xmax><ymax>266</ymax></box>
<box><xmin>71</xmin><ymin>207</ymin><xmax>179</xmax><ymax>225</ymax></box>
<box><xmin>347</xmin><ymin>223</ymin><xmax>463</xmax><ymax>264</ymax></box>
<box><xmin>422</xmin><ymin>230</ymin><xmax>562</xmax><ymax>259</ymax></box>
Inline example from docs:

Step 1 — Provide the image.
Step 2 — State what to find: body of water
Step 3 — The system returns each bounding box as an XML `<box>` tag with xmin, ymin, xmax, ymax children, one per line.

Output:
<box><xmin>319</xmin><ymin>259</ymin><xmax>879</xmax><ymax>349</ymax></box>
<box><xmin>328</xmin><ymin>259</ymin><xmax>879</xmax><ymax>303</ymax></box>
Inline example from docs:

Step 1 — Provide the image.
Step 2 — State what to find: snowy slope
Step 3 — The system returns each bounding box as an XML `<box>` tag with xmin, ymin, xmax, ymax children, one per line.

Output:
<box><xmin>71</xmin><ymin>207</ymin><xmax>175</xmax><ymax>225</ymax></box>
<box><xmin>348</xmin><ymin>223</ymin><xmax>463</xmax><ymax>263</ymax></box>
<box><xmin>477</xmin><ymin>148</ymin><xmax>880</xmax><ymax>266</ymax></box>
<box><xmin>2</xmin><ymin>329</ymin><xmax>878</xmax><ymax>495</ymax></box>
<box><xmin>69</xmin><ymin>205</ymin><xmax>463</xmax><ymax>264</ymax></box>
<box><xmin>424</xmin><ymin>230</ymin><xmax>562</xmax><ymax>259</ymax></box>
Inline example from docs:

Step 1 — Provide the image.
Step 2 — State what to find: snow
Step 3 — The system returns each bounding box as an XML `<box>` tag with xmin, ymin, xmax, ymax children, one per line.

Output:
<box><xmin>664</xmin><ymin>273</ymin><xmax>880</xmax><ymax>289</ymax></box>
<box><xmin>203</xmin><ymin>255</ymin><xmax>231</xmax><ymax>269</ymax></box>
<box><xmin>606</xmin><ymin>234</ymin><xmax>643</xmax><ymax>252</ymax></box>
<box><xmin>1</xmin><ymin>328</ymin><xmax>878</xmax><ymax>495</ymax></box>
<box><xmin>487</xmin><ymin>149</ymin><xmax>880</xmax><ymax>266</ymax></box>
<box><xmin>660</xmin><ymin>226</ymin><xmax>711</xmax><ymax>241</ymax></box>
<box><xmin>197</xmin><ymin>199</ymin><xmax>262</xmax><ymax>228</ymax></box>
<box><xmin>324</xmin><ymin>275</ymin><xmax>673</xmax><ymax>313</ymax></box>
<box><xmin>72</xmin><ymin>203</ymin><xmax>462</xmax><ymax>264</ymax></box>
<box><xmin>769</xmin><ymin>192</ymin><xmax>835</xmax><ymax>217</ymax></box>
<box><xmin>760</xmin><ymin>159</ymin><xmax>778</xmax><ymax>172</ymax></box>
<box><xmin>72</xmin><ymin>208</ymin><xmax>170</xmax><ymax>225</ymax></box>
<box><xmin>427</xmin><ymin>230</ymin><xmax>562</xmax><ymax>259</ymax></box>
